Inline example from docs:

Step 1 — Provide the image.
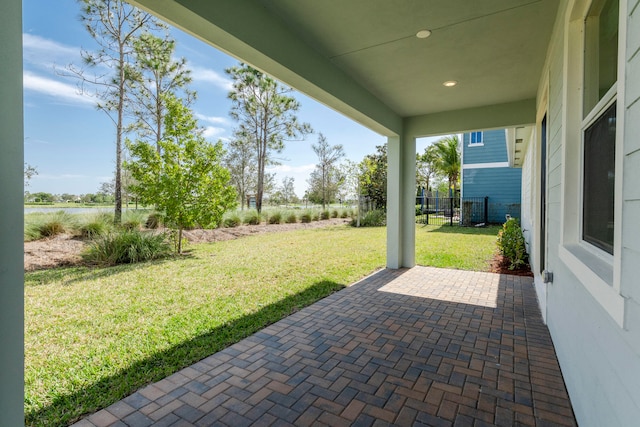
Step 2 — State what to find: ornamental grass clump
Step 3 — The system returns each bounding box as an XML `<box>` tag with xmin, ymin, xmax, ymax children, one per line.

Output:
<box><xmin>222</xmin><ymin>213</ymin><xmax>241</xmax><ymax>228</ymax></box>
<box><xmin>79</xmin><ymin>214</ymin><xmax>113</xmax><ymax>239</ymax></box>
<box><xmin>243</xmin><ymin>210</ymin><xmax>261</xmax><ymax>225</ymax></box>
<box><xmin>268</xmin><ymin>211</ymin><xmax>283</xmax><ymax>224</ymax></box>
<box><xmin>321</xmin><ymin>210</ymin><xmax>330</xmax><ymax>220</ymax></box>
<box><xmin>496</xmin><ymin>218</ymin><xmax>529</xmax><ymax>270</ymax></box>
<box><xmin>82</xmin><ymin>229</ymin><xmax>172</xmax><ymax>266</ymax></box>
<box><xmin>300</xmin><ymin>211</ymin><xmax>312</xmax><ymax>223</ymax></box>
<box><xmin>285</xmin><ymin>212</ymin><xmax>298</xmax><ymax>224</ymax></box>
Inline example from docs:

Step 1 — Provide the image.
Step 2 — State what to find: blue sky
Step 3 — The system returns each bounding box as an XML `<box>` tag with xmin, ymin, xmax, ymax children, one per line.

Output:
<box><xmin>23</xmin><ymin>0</ymin><xmax>437</xmax><ymax>198</ymax></box>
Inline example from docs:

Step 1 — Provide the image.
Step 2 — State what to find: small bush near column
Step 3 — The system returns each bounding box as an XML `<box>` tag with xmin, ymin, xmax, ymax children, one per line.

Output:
<box><xmin>496</xmin><ymin>218</ymin><xmax>528</xmax><ymax>270</ymax></box>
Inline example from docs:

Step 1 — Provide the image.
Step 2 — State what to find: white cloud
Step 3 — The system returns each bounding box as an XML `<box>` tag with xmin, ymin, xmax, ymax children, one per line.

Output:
<box><xmin>195</xmin><ymin>113</ymin><xmax>229</xmax><ymax>125</ymax></box>
<box><xmin>191</xmin><ymin>66</ymin><xmax>233</xmax><ymax>91</ymax></box>
<box><xmin>202</xmin><ymin>126</ymin><xmax>225</xmax><ymax>138</ymax></box>
<box><xmin>23</xmin><ymin>33</ymin><xmax>79</xmax><ymax>68</ymax></box>
<box><xmin>23</xmin><ymin>71</ymin><xmax>95</xmax><ymax>106</ymax></box>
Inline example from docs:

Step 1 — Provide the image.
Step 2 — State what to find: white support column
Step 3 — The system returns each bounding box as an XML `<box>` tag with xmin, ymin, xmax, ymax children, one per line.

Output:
<box><xmin>0</xmin><ymin>0</ymin><xmax>25</xmax><ymax>424</ymax></box>
<box><xmin>386</xmin><ymin>132</ymin><xmax>416</xmax><ymax>269</ymax></box>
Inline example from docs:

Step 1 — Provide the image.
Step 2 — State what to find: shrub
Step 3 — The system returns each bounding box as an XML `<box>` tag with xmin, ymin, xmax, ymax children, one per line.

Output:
<box><xmin>222</xmin><ymin>213</ymin><xmax>241</xmax><ymax>228</ymax></box>
<box><xmin>268</xmin><ymin>211</ymin><xmax>283</xmax><ymax>224</ymax></box>
<box><xmin>243</xmin><ymin>210</ymin><xmax>261</xmax><ymax>225</ymax></box>
<box><xmin>285</xmin><ymin>212</ymin><xmax>298</xmax><ymax>224</ymax></box>
<box><xmin>38</xmin><ymin>211</ymin><xmax>78</xmax><ymax>237</ymax></box>
<box><xmin>300</xmin><ymin>212</ymin><xmax>312</xmax><ymax>223</ymax></box>
<box><xmin>331</xmin><ymin>210</ymin><xmax>339</xmax><ymax>218</ymax></box>
<box><xmin>312</xmin><ymin>212</ymin><xmax>320</xmax><ymax>221</ymax></box>
<box><xmin>39</xmin><ymin>220</ymin><xmax>66</xmax><ymax>237</ymax></box>
<box><xmin>496</xmin><ymin>218</ymin><xmax>528</xmax><ymax>270</ymax></box>
<box><xmin>320</xmin><ymin>210</ymin><xmax>330</xmax><ymax>220</ymax></box>
<box><xmin>145</xmin><ymin>212</ymin><xmax>164</xmax><ymax>229</ymax></box>
<box><xmin>353</xmin><ymin>209</ymin><xmax>386</xmax><ymax>227</ymax></box>
<box><xmin>340</xmin><ymin>210</ymin><xmax>349</xmax><ymax>218</ymax></box>
<box><xmin>82</xmin><ymin>230</ymin><xmax>172</xmax><ymax>266</ymax></box>
<box><xmin>121</xmin><ymin>210</ymin><xmax>147</xmax><ymax>230</ymax></box>
<box><xmin>79</xmin><ymin>220</ymin><xmax>110</xmax><ymax>239</ymax></box>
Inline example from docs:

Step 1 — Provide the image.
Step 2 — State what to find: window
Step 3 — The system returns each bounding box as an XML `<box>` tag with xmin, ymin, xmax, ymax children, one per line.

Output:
<box><xmin>469</xmin><ymin>131</ymin><xmax>483</xmax><ymax>146</ymax></box>
<box><xmin>581</xmin><ymin>0</ymin><xmax>618</xmax><ymax>255</ymax></box>
<box><xmin>583</xmin><ymin>101</ymin><xmax>615</xmax><ymax>254</ymax></box>
<box><xmin>583</xmin><ymin>0</ymin><xmax>618</xmax><ymax>116</ymax></box>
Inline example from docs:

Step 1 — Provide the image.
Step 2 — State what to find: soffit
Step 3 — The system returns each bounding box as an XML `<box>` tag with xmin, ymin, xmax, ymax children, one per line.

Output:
<box><xmin>260</xmin><ymin>0</ymin><xmax>558</xmax><ymax>117</ymax></box>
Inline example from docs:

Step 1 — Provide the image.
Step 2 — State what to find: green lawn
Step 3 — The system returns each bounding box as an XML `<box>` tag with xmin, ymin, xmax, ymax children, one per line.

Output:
<box><xmin>24</xmin><ymin>223</ymin><xmax>499</xmax><ymax>426</ymax></box>
<box><xmin>415</xmin><ymin>224</ymin><xmax>501</xmax><ymax>271</ymax></box>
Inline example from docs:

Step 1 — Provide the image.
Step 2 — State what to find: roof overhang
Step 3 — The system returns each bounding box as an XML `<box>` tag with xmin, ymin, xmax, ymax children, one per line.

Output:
<box><xmin>127</xmin><ymin>0</ymin><xmax>559</xmax><ymax>136</ymax></box>
<box><xmin>506</xmin><ymin>126</ymin><xmax>534</xmax><ymax>167</ymax></box>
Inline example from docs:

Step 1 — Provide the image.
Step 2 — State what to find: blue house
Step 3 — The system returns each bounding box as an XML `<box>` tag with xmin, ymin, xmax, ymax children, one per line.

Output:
<box><xmin>461</xmin><ymin>129</ymin><xmax>522</xmax><ymax>224</ymax></box>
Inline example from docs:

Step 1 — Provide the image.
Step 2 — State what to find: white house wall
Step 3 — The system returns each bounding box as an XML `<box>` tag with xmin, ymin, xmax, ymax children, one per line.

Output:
<box><xmin>522</xmin><ymin>0</ymin><xmax>640</xmax><ymax>425</ymax></box>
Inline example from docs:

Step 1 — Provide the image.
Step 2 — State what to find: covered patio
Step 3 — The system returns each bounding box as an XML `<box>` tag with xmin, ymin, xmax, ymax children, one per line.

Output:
<box><xmin>73</xmin><ymin>267</ymin><xmax>576</xmax><ymax>426</ymax></box>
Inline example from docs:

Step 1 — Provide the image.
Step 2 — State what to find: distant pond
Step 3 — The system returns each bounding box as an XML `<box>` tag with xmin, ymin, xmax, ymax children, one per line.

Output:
<box><xmin>24</xmin><ymin>207</ymin><xmax>140</xmax><ymax>215</ymax></box>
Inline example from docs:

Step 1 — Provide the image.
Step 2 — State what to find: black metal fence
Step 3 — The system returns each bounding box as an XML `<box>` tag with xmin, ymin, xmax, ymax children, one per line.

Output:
<box><xmin>416</xmin><ymin>196</ymin><xmax>488</xmax><ymax>226</ymax></box>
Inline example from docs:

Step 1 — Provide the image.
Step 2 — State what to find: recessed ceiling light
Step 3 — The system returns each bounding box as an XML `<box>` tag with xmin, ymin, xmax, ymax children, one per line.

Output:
<box><xmin>443</xmin><ymin>80</ymin><xmax>458</xmax><ymax>87</ymax></box>
<box><xmin>416</xmin><ymin>29</ymin><xmax>432</xmax><ymax>39</ymax></box>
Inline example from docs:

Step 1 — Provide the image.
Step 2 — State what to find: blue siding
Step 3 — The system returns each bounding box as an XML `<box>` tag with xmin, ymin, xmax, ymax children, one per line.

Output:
<box><xmin>463</xmin><ymin>129</ymin><xmax>508</xmax><ymax>164</ymax></box>
<box><xmin>463</xmin><ymin>167</ymin><xmax>522</xmax><ymax>223</ymax></box>
<box><xmin>462</xmin><ymin>129</ymin><xmax>520</xmax><ymax>223</ymax></box>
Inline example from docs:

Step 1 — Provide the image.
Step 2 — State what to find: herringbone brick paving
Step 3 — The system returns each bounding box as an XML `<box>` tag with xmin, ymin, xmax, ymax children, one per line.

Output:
<box><xmin>74</xmin><ymin>266</ymin><xmax>576</xmax><ymax>426</ymax></box>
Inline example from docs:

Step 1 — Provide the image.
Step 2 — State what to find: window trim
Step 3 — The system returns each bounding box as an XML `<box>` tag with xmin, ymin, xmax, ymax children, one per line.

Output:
<box><xmin>558</xmin><ymin>0</ymin><xmax>625</xmax><ymax>328</ymax></box>
<box><xmin>468</xmin><ymin>131</ymin><xmax>484</xmax><ymax>147</ymax></box>
<box><xmin>579</xmin><ymin>86</ymin><xmax>617</xmax><ymax>260</ymax></box>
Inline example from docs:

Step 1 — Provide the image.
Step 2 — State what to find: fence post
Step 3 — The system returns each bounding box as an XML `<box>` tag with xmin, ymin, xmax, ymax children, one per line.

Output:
<box><xmin>484</xmin><ymin>197</ymin><xmax>489</xmax><ymax>224</ymax></box>
<box><xmin>449</xmin><ymin>197</ymin><xmax>453</xmax><ymax>226</ymax></box>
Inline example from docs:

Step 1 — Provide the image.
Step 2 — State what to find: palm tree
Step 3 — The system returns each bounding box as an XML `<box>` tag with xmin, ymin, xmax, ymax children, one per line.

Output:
<box><xmin>430</xmin><ymin>135</ymin><xmax>461</xmax><ymax>196</ymax></box>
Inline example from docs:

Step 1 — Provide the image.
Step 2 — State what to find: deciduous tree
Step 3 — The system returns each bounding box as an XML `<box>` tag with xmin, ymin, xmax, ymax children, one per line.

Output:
<box><xmin>126</xmin><ymin>94</ymin><xmax>236</xmax><ymax>253</ymax></box>
<box><xmin>359</xmin><ymin>145</ymin><xmax>387</xmax><ymax>209</ymax></box>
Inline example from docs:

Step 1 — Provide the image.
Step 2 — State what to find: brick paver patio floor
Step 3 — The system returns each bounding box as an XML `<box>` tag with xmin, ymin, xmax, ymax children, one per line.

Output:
<box><xmin>74</xmin><ymin>266</ymin><xmax>576</xmax><ymax>427</ymax></box>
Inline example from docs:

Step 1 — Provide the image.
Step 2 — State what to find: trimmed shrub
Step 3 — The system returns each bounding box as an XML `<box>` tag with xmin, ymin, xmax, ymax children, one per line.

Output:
<box><xmin>300</xmin><ymin>212</ymin><xmax>312</xmax><ymax>223</ymax></box>
<box><xmin>82</xmin><ymin>230</ymin><xmax>172</xmax><ymax>266</ymax></box>
<box><xmin>496</xmin><ymin>218</ymin><xmax>528</xmax><ymax>270</ymax></box>
<box><xmin>340</xmin><ymin>210</ymin><xmax>349</xmax><ymax>218</ymax></box>
<box><xmin>268</xmin><ymin>211</ymin><xmax>283</xmax><ymax>224</ymax></box>
<box><xmin>285</xmin><ymin>212</ymin><xmax>298</xmax><ymax>224</ymax></box>
<box><xmin>331</xmin><ymin>210</ymin><xmax>339</xmax><ymax>218</ymax></box>
<box><xmin>243</xmin><ymin>210</ymin><xmax>261</xmax><ymax>225</ymax></box>
<box><xmin>320</xmin><ymin>210</ymin><xmax>330</xmax><ymax>220</ymax></box>
<box><xmin>312</xmin><ymin>212</ymin><xmax>320</xmax><ymax>221</ymax></box>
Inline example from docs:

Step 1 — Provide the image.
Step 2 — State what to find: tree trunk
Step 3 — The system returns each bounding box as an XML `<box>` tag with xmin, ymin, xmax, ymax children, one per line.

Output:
<box><xmin>114</xmin><ymin>42</ymin><xmax>125</xmax><ymax>225</ymax></box>
<box><xmin>178</xmin><ymin>227</ymin><xmax>183</xmax><ymax>254</ymax></box>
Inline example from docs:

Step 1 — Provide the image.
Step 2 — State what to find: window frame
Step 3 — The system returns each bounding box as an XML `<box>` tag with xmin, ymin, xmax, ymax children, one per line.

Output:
<box><xmin>579</xmin><ymin>88</ymin><xmax>617</xmax><ymax>261</ymax></box>
<box><xmin>468</xmin><ymin>131</ymin><xmax>484</xmax><ymax>147</ymax></box>
<box><xmin>556</xmin><ymin>0</ymin><xmax>626</xmax><ymax>328</ymax></box>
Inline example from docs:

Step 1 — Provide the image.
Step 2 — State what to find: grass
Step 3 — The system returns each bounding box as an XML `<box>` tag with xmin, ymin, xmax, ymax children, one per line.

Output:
<box><xmin>24</xmin><ymin>224</ymin><xmax>500</xmax><ymax>426</ymax></box>
<box><xmin>415</xmin><ymin>224</ymin><xmax>501</xmax><ymax>271</ymax></box>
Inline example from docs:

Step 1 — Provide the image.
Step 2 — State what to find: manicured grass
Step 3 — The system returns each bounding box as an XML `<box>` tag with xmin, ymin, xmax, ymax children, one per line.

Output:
<box><xmin>24</xmin><ymin>223</ymin><xmax>500</xmax><ymax>426</ymax></box>
<box><xmin>24</xmin><ymin>225</ymin><xmax>385</xmax><ymax>426</ymax></box>
<box><xmin>415</xmin><ymin>224</ymin><xmax>501</xmax><ymax>271</ymax></box>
